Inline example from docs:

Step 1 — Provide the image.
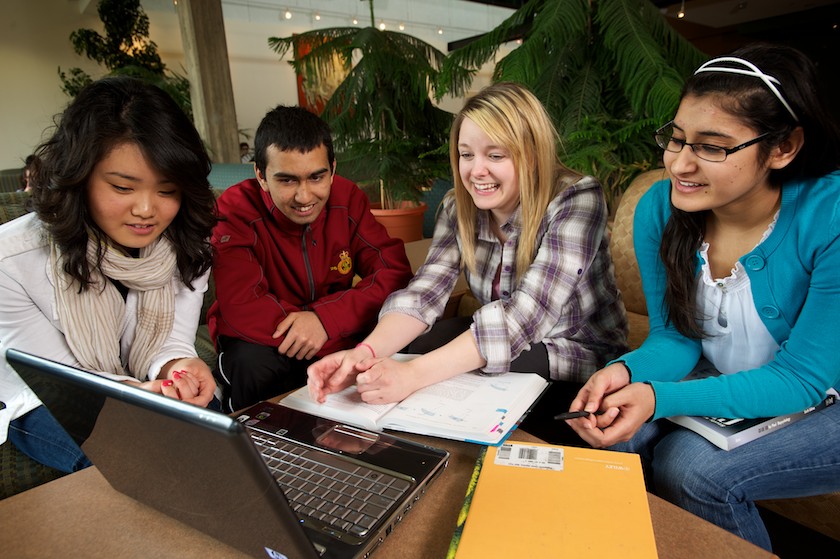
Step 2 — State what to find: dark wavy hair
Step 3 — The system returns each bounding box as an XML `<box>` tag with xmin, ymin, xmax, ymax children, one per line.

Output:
<box><xmin>253</xmin><ymin>105</ymin><xmax>335</xmax><ymax>177</ymax></box>
<box><xmin>30</xmin><ymin>76</ymin><xmax>216</xmax><ymax>290</ymax></box>
<box><xmin>661</xmin><ymin>43</ymin><xmax>840</xmax><ymax>338</ymax></box>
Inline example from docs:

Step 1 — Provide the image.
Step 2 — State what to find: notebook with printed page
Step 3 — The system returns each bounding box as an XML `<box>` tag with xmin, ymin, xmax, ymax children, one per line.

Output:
<box><xmin>8</xmin><ymin>348</ymin><xmax>449</xmax><ymax>559</ymax></box>
<box><xmin>280</xmin><ymin>354</ymin><xmax>549</xmax><ymax>446</ymax></box>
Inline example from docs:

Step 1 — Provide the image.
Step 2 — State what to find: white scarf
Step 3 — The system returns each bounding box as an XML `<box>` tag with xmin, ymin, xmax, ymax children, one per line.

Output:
<box><xmin>50</xmin><ymin>235</ymin><xmax>177</xmax><ymax>380</ymax></box>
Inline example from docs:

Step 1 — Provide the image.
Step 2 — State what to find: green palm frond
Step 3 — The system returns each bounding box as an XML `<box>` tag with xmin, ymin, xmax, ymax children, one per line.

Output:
<box><xmin>596</xmin><ymin>0</ymin><xmax>685</xmax><ymax>120</ymax></box>
<box><xmin>439</xmin><ymin>0</ymin><xmax>545</xmax><ymax>87</ymax></box>
<box><xmin>638</xmin><ymin>0</ymin><xmax>708</xmax><ymax>73</ymax></box>
<box><xmin>556</xmin><ymin>58</ymin><xmax>604</xmax><ymax>136</ymax></box>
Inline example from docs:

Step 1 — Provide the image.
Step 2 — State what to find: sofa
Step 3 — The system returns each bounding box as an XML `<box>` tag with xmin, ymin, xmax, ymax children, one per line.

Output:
<box><xmin>0</xmin><ymin>167</ymin><xmax>23</xmax><ymax>194</ymax></box>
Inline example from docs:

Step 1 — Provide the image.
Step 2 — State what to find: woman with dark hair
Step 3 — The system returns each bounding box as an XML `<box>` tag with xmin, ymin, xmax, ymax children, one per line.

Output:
<box><xmin>566</xmin><ymin>43</ymin><xmax>840</xmax><ymax>550</ymax></box>
<box><xmin>0</xmin><ymin>76</ymin><xmax>218</xmax><ymax>473</ymax></box>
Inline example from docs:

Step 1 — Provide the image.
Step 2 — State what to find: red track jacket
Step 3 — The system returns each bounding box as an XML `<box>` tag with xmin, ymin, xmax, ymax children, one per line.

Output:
<box><xmin>208</xmin><ymin>177</ymin><xmax>412</xmax><ymax>356</ymax></box>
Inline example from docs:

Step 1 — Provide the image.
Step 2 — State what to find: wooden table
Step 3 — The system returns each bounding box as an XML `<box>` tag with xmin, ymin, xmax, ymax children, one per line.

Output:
<box><xmin>0</xmin><ymin>429</ymin><xmax>777</xmax><ymax>558</ymax></box>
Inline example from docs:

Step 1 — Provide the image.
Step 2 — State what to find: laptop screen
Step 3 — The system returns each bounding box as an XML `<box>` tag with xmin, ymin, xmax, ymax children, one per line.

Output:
<box><xmin>8</xmin><ymin>348</ymin><xmax>449</xmax><ymax>559</ymax></box>
<box><xmin>7</xmin><ymin>349</ymin><xmax>324</xmax><ymax>558</ymax></box>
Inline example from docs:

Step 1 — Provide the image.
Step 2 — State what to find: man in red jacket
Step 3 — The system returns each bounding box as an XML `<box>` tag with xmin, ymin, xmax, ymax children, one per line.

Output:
<box><xmin>208</xmin><ymin>106</ymin><xmax>412</xmax><ymax>412</ymax></box>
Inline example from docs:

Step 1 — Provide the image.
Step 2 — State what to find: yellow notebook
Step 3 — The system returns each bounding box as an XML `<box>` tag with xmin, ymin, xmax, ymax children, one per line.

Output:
<box><xmin>449</xmin><ymin>442</ymin><xmax>658</xmax><ymax>558</ymax></box>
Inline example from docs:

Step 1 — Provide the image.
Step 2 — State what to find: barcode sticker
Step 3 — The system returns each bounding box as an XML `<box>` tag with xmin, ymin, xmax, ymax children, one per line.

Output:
<box><xmin>493</xmin><ymin>443</ymin><xmax>564</xmax><ymax>471</ymax></box>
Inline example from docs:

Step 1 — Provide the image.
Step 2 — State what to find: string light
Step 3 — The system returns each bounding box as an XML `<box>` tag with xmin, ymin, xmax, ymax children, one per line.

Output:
<box><xmin>677</xmin><ymin>0</ymin><xmax>686</xmax><ymax>19</ymax></box>
<box><xmin>268</xmin><ymin>6</ymin><xmax>451</xmax><ymax>37</ymax></box>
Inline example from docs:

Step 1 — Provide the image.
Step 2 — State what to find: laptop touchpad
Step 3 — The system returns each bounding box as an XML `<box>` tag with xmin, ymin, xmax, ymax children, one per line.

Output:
<box><xmin>315</xmin><ymin>424</ymin><xmax>379</xmax><ymax>454</ymax></box>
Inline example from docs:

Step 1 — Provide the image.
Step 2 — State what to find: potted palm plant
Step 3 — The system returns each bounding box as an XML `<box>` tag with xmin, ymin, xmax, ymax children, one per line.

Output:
<box><xmin>439</xmin><ymin>0</ymin><xmax>707</xmax><ymax>212</ymax></box>
<box><xmin>268</xmin><ymin>0</ymin><xmax>470</xmax><ymax>241</ymax></box>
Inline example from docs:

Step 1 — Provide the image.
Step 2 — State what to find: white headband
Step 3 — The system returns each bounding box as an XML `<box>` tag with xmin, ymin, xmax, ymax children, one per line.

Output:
<box><xmin>694</xmin><ymin>56</ymin><xmax>799</xmax><ymax>122</ymax></box>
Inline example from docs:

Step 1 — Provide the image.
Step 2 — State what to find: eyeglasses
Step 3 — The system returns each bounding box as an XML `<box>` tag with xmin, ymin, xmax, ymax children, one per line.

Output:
<box><xmin>654</xmin><ymin>121</ymin><xmax>768</xmax><ymax>163</ymax></box>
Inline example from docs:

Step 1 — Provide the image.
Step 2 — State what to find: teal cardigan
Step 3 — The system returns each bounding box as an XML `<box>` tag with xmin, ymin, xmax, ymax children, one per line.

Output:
<box><xmin>621</xmin><ymin>171</ymin><xmax>840</xmax><ymax>421</ymax></box>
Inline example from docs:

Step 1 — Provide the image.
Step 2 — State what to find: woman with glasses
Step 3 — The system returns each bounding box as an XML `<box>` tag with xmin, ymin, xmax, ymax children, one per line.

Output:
<box><xmin>566</xmin><ymin>43</ymin><xmax>840</xmax><ymax>551</ymax></box>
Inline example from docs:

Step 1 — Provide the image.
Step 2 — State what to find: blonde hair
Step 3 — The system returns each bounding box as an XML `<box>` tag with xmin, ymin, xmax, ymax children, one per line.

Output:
<box><xmin>449</xmin><ymin>82</ymin><xmax>580</xmax><ymax>283</ymax></box>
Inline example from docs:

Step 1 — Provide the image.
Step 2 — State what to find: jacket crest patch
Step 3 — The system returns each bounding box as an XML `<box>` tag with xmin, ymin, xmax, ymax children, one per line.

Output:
<box><xmin>331</xmin><ymin>250</ymin><xmax>353</xmax><ymax>275</ymax></box>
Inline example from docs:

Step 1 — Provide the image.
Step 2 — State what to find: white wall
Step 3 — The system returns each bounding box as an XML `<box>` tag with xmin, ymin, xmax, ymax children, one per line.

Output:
<box><xmin>0</xmin><ymin>0</ymin><xmax>514</xmax><ymax>169</ymax></box>
<box><xmin>0</xmin><ymin>0</ymin><xmax>104</xmax><ymax>169</ymax></box>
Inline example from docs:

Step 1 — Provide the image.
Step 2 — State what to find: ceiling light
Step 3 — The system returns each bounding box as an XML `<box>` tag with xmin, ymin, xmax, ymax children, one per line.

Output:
<box><xmin>379</xmin><ymin>21</ymin><xmax>386</xmax><ymax>30</ymax></box>
<box><xmin>352</xmin><ymin>17</ymin><xmax>358</xmax><ymax>25</ymax></box>
<box><xmin>677</xmin><ymin>0</ymin><xmax>685</xmax><ymax>19</ymax></box>
<box><xmin>437</xmin><ymin>28</ymin><xmax>443</xmax><ymax>35</ymax></box>
<box><xmin>284</xmin><ymin>9</ymin><xmax>292</xmax><ymax>20</ymax></box>
<box><xmin>399</xmin><ymin>22</ymin><xmax>405</xmax><ymax>31</ymax></box>
<box><xmin>314</xmin><ymin>12</ymin><xmax>321</xmax><ymax>21</ymax></box>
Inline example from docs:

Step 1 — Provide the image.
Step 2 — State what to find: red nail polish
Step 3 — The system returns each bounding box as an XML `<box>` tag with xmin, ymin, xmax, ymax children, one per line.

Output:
<box><xmin>162</xmin><ymin>379</ymin><xmax>174</xmax><ymax>387</ymax></box>
<box><xmin>172</xmin><ymin>372</ymin><xmax>182</xmax><ymax>380</ymax></box>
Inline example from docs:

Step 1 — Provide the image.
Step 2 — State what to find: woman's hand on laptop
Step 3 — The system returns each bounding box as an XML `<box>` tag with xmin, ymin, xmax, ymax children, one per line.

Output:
<box><xmin>139</xmin><ymin>358</ymin><xmax>216</xmax><ymax>407</ymax></box>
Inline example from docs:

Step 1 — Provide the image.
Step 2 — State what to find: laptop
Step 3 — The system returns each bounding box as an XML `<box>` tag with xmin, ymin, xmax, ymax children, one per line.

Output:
<box><xmin>7</xmin><ymin>348</ymin><xmax>449</xmax><ymax>559</ymax></box>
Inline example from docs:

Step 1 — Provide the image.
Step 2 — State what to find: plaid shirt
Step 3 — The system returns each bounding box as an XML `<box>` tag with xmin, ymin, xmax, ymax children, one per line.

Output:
<box><xmin>381</xmin><ymin>175</ymin><xmax>628</xmax><ymax>382</ymax></box>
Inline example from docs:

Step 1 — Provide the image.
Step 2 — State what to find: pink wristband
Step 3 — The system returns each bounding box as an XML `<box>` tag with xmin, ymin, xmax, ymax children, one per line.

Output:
<box><xmin>356</xmin><ymin>342</ymin><xmax>376</xmax><ymax>359</ymax></box>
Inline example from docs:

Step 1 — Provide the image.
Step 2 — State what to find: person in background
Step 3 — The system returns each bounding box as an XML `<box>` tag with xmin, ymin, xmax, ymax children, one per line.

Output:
<box><xmin>308</xmin><ymin>82</ymin><xmax>628</xmax><ymax>429</ymax></box>
<box><xmin>209</xmin><ymin>106</ymin><xmax>412</xmax><ymax>412</ymax></box>
<box><xmin>0</xmin><ymin>76</ymin><xmax>219</xmax><ymax>473</ymax></box>
<box><xmin>566</xmin><ymin>43</ymin><xmax>840</xmax><ymax>551</ymax></box>
<box><xmin>240</xmin><ymin>142</ymin><xmax>252</xmax><ymax>164</ymax></box>
<box><xmin>17</xmin><ymin>154</ymin><xmax>37</xmax><ymax>193</ymax></box>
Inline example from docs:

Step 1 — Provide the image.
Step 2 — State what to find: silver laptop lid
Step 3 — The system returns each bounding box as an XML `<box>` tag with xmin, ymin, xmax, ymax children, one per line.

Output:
<box><xmin>8</xmin><ymin>348</ymin><xmax>450</xmax><ymax>559</ymax></box>
<box><xmin>7</xmin><ymin>348</ymin><xmax>319</xmax><ymax>559</ymax></box>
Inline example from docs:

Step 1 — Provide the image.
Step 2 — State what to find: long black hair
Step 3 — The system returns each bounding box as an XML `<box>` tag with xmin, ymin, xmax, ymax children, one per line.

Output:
<box><xmin>31</xmin><ymin>76</ymin><xmax>217</xmax><ymax>290</ymax></box>
<box><xmin>661</xmin><ymin>43</ymin><xmax>840</xmax><ymax>338</ymax></box>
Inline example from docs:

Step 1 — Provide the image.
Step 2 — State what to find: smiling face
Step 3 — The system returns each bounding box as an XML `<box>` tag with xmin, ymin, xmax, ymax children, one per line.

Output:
<box><xmin>256</xmin><ymin>143</ymin><xmax>334</xmax><ymax>226</ymax></box>
<box><xmin>665</xmin><ymin>94</ymin><xmax>782</xmax><ymax>217</ymax></box>
<box><xmin>457</xmin><ymin>117</ymin><xmax>520</xmax><ymax>225</ymax></box>
<box><xmin>86</xmin><ymin>142</ymin><xmax>181</xmax><ymax>253</ymax></box>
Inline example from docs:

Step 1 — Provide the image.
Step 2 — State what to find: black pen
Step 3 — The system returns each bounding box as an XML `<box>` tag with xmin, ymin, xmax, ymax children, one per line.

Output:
<box><xmin>553</xmin><ymin>410</ymin><xmax>604</xmax><ymax>420</ymax></box>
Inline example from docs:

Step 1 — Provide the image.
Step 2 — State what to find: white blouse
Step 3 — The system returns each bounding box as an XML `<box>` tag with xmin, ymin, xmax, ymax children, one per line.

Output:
<box><xmin>697</xmin><ymin>215</ymin><xmax>780</xmax><ymax>374</ymax></box>
<box><xmin>0</xmin><ymin>213</ymin><xmax>209</xmax><ymax>445</ymax></box>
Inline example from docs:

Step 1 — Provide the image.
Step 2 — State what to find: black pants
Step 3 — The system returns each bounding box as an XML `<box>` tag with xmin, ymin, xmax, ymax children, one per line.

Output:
<box><xmin>214</xmin><ymin>336</ymin><xmax>312</xmax><ymax>413</ymax></box>
<box><xmin>407</xmin><ymin>317</ymin><xmax>586</xmax><ymax>446</ymax></box>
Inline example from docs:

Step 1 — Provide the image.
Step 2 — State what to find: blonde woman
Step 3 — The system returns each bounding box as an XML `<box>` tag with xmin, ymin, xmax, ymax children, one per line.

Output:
<box><xmin>308</xmin><ymin>82</ymin><xmax>627</xmax><ymax>414</ymax></box>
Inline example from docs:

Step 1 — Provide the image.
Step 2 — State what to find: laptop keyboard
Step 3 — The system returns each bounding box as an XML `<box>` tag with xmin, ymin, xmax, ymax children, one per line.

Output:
<box><xmin>249</xmin><ymin>429</ymin><xmax>411</xmax><ymax>538</ymax></box>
